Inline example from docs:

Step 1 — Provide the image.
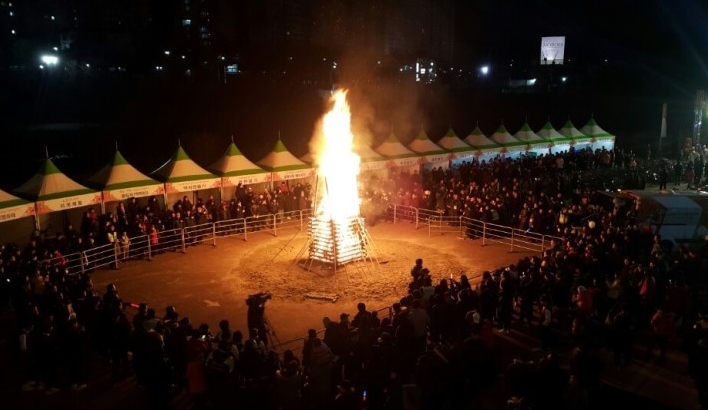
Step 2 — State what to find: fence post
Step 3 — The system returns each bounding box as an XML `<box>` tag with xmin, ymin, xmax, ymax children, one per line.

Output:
<box><xmin>482</xmin><ymin>222</ymin><xmax>487</xmax><ymax>246</ymax></box>
<box><xmin>80</xmin><ymin>251</ymin><xmax>85</xmax><ymax>275</ymax></box>
<box><xmin>459</xmin><ymin>216</ymin><xmax>463</xmax><ymax>235</ymax></box>
<box><xmin>300</xmin><ymin>211</ymin><xmax>303</xmax><ymax>231</ymax></box>
<box><xmin>393</xmin><ymin>204</ymin><xmax>397</xmax><ymax>224</ymax></box>
<box><xmin>273</xmin><ymin>214</ymin><xmax>278</xmax><ymax>237</ymax></box>
<box><xmin>541</xmin><ymin>235</ymin><xmax>545</xmax><ymax>253</ymax></box>
<box><xmin>212</xmin><ymin>224</ymin><xmax>217</xmax><ymax>246</ymax></box>
<box><xmin>181</xmin><ymin>229</ymin><xmax>187</xmax><ymax>253</ymax></box>
<box><xmin>243</xmin><ymin>219</ymin><xmax>248</xmax><ymax>241</ymax></box>
<box><xmin>113</xmin><ymin>242</ymin><xmax>120</xmax><ymax>269</ymax></box>
<box><xmin>415</xmin><ymin>208</ymin><xmax>419</xmax><ymax>230</ymax></box>
<box><xmin>147</xmin><ymin>237</ymin><xmax>153</xmax><ymax>260</ymax></box>
<box><xmin>510</xmin><ymin>228</ymin><xmax>515</xmax><ymax>252</ymax></box>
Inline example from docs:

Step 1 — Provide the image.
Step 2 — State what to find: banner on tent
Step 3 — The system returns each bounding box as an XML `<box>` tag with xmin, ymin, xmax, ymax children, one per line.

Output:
<box><xmin>360</xmin><ymin>160</ymin><xmax>388</xmax><ymax>172</ymax></box>
<box><xmin>166</xmin><ymin>178</ymin><xmax>221</xmax><ymax>193</ymax></box>
<box><xmin>224</xmin><ymin>173</ymin><xmax>270</xmax><ymax>186</ymax></box>
<box><xmin>35</xmin><ymin>192</ymin><xmax>102</xmax><ymax>214</ymax></box>
<box><xmin>103</xmin><ymin>184</ymin><xmax>165</xmax><ymax>202</ymax></box>
<box><xmin>387</xmin><ymin>157</ymin><xmax>419</xmax><ymax>168</ymax></box>
<box><xmin>450</xmin><ymin>151</ymin><xmax>475</xmax><ymax>160</ymax></box>
<box><xmin>271</xmin><ymin>168</ymin><xmax>315</xmax><ymax>182</ymax></box>
<box><xmin>419</xmin><ymin>153</ymin><xmax>450</xmax><ymax>164</ymax></box>
<box><xmin>0</xmin><ymin>203</ymin><xmax>36</xmax><ymax>222</ymax></box>
<box><xmin>504</xmin><ymin>145</ymin><xmax>526</xmax><ymax>153</ymax></box>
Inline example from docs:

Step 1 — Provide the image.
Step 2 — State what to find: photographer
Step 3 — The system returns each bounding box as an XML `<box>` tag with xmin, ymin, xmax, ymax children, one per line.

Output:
<box><xmin>246</xmin><ymin>292</ymin><xmax>271</xmax><ymax>345</ymax></box>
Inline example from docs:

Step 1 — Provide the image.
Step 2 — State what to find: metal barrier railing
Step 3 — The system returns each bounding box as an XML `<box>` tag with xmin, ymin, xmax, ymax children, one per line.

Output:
<box><xmin>42</xmin><ymin>251</ymin><xmax>84</xmax><ymax>276</ymax></box>
<box><xmin>37</xmin><ymin>205</ymin><xmax>559</xmax><ymax>276</ymax></box>
<box><xmin>84</xmin><ymin>242</ymin><xmax>120</xmax><ymax>270</ymax></box>
<box><xmin>184</xmin><ymin>222</ymin><xmax>217</xmax><ymax>247</ymax></box>
<box><xmin>427</xmin><ymin>215</ymin><xmax>463</xmax><ymax>236</ymax></box>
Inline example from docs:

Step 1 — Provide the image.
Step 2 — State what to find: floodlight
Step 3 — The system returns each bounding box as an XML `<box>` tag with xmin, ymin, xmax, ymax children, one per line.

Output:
<box><xmin>40</xmin><ymin>55</ymin><xmax>59</xmax><ymax>65</ymax></box>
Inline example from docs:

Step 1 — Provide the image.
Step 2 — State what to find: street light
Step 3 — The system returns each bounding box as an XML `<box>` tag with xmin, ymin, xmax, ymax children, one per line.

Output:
<box><xmin>40</xmin><ymin>55</ymin><xmax>59</xmax><ymax>66</ymax></box>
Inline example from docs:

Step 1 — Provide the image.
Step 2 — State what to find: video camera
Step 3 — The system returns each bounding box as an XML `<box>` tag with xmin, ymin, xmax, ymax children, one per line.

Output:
<box><xmin>246</xmin><ymin>292</ymin><xmax>272</xmax><ymax>308</ymax></box>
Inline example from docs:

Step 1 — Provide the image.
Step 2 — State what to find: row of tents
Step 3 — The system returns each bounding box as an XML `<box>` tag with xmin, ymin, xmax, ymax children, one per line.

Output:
<box><xmin>0</xmin><ymin>117</ymin><xmax>614</xmax><ymax>242</ymax></box>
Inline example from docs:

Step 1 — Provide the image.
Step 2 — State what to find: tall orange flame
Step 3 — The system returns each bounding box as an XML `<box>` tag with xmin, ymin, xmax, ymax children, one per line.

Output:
<box><xmin>315</xmin><ymin>90</ymin><xmax>361</xmax><ymax>220</ymax></box>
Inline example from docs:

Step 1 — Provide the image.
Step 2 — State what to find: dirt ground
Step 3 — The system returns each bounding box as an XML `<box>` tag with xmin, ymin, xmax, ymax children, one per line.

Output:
<box><xmin>91</xmin><ymin>222</ymin><xmax>535</xmax><ymax>350</ymax></box>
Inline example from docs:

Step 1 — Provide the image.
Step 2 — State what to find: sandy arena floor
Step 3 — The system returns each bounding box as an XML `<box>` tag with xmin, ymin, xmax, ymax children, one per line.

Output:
<box><xmin>92</xmin><ymin>222</ymin><xmax>535</xmax><ymax>350</ymax></box>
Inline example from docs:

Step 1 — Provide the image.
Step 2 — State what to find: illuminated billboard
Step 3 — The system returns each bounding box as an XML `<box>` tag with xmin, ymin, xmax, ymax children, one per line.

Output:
<box><xmin>540</xmin><ymin>36</ymin><xmax>565</xmax><ymax>65</ymax></box>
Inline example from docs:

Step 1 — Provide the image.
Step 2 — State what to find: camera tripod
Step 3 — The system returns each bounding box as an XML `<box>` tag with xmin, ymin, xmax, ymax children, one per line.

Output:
<box><xmin>262</xmin><ymin>314</ymin><xmax>282</xmax><ymax>349</ymax></box>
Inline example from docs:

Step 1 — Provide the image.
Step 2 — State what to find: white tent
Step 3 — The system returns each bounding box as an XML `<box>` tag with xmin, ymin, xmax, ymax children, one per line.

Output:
<box><xmin>514</xmin><ymin>121</ymin><xmax>551</xmax><ymax>156</ymax></box>
<box><xmin>89</xmin><ymin>150</ymin><xmax>165</xmax><ymax>204</ymax></box>
<box><xmin>210</xmin><ymin>141</ymin><xmax>270</xmax><ymax>187</ymax></box>
<box><xmin>406</xmin><ymin>128</ymin><xmax>450</xmax><ymax>168</ymax></box>
<box><xmin>299</xmin><ymin>151</ymin><xmax>314</xmax><ymax>165</ymax></box>
<box><xmin>354</xmin><ymin>140</ymin><xmax>388</xmax><ymax>172</ymax></box>
<box><xmin>437</xmin><ymin>127</ymin><xmax>475</xmax><ymax>163</ymax></box>
<box><xmin>15</xmin><ymin>157</ymin><xmax>102</xmax><ymax>233</ymax></box>
<box><xmin>256</xmin><ymin>138</ymin><xmax>314</xmax><ymax>184</ymax></box>
<box><xmin>490</xmin><ymin>123</ymin><xmax>527</xmax><ymax>158</ymax></box>
<box><xmin>559</xmin><ymin>118</ymin><xmax>592</xmax><ymax>150</ymax></box>
<box><xmin>464</xmin><ymin>124</ymin><xmax>501</xmax><ymax>161</ymax></box>
<box><xmin>375</xmin><ymin>132</ymin><xmax>419</xmax><ymax>168</ymax></box>
<box><xmin>580</xmin><ymin>116</ymin><xmax>616</xmax><ymax>151</ymax></box>
<box><xmin>537</xmin><ymin>120</ymin><xmax>574</xmax><ymax>154</ymax></box>
<box><xmin>15</xmin><ymin>158</ymin><xmax>102</xmax><ymax>215</ymax></box>
<box><xmin>0</xmin><ymin>188</ymin><xmax>36</xmax><ymax>245</ymax></box>
<box><xmin>151</xmin><ymin>144</ymin><xmax>221</xmax><ymax>206</ymax></box>
<box><xmin>0</xmin><ymin>188</ymin><xmax>35</xmax><ymax>223</ymax></box>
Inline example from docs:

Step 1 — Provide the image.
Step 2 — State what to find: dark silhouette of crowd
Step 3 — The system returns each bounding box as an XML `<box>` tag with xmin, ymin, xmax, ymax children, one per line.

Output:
<box><xmin>3</xmin><ymin>147</ymin><xmax>708</xmax><ymax>410</ymax></box>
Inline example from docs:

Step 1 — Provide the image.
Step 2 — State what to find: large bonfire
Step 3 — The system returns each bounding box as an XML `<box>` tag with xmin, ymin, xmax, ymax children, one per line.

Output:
<box><xmin>304</xmin><ymin>90</ymin><xmax>375</xmax><ymax>270</ymax></box>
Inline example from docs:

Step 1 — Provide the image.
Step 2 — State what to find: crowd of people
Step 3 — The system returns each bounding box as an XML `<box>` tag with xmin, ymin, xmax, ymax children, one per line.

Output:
<box><xmin>2</xmin><ymin>147</ymin><xmax>708</xmax><ymax>410</ymax></box>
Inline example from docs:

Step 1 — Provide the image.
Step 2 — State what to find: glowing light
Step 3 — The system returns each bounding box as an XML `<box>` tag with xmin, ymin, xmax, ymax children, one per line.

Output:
<box><xmin>40</xmin><ymin>55</ymin><xmax>58</xmax><ymax>65</ymax></box>
<box><xmin>314</xmin><ymin>90</ymin><xmax>361</xmax><ymax>221</ymax></box>
<box><xmin>308</xmin><ymin>90</ymin><xmax>369</xmax><ymax>266</ymax></box>
<box><xmin>480</xmin><ymin>65</ymin><xmax>489</xmax><ymax>75</ymax></box>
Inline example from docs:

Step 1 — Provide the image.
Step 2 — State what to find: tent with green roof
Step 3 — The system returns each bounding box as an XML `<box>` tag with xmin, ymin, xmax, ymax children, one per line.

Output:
<box><xmin>514</xmin><ymin>121</ymin><xmax>551</xmax><ymax>156</ymax></box>
<box><xmin>89</xmin><ymin>150</ymin><xmax>164</xmax><ymax>204</ymax></box>
<box><xmin>559</xmin><ymin>118</ymin><xmax>592</xmax><ymax>150</ymax></box>
<box><xmin>354</xmin><ymin>140</ymin><xmax>388</xmax><ymax>172</ymax></box>
<box><xmin>210</xmin><ymin>140</ymin><xmax>269</xmax><ymax>187</ymax></box>
<box><xmin>299</xmin><ymin>151</ymin><xmax>314</xmax><ymax>165</ymax></box>
<box><xmin>256</xmin><ymin>138</ymin><xmax>313</xmax><ymax>183</ymax></box>
<box><xmin>151</xmin><ymin>144</ymin><xmax>221</xmax><ymax>201</ymax></box>
<box><xmin>464</xmin><ymin>124</ymin><xmax>501</xmax><ymax>160</ymax></box>
<box><xmin>406</xmin><ymin>127</ymin><xmax>450</xmax><ymax>168</ymax></box>
<box><xmin>437</xmin><ymin>127</ymin><xmax>475</xmax><ymax>162</ymax></box>
<box><xmin>490</xmin><ymin>123</ymin><xmax>527</xmax><ymax>158</ymax></box>
<box><xmin>0</xmin><ymin>188</ymin><xmax>37</xmax><ymax>245</ymax></box>
<box><xmin>374</xmin><ymin>131</ymin><xmax>420</xmax><ymax>169</ymax></box>
<box><xmin>0</xmin><ymin>188</ymin><xmax>35</xmax><ymax>223</ymax></box>
<box><xmin>15</xmin><ymin>158</ymin><xmax>102</xmax><ymax>215</ymax></box>
<box><xmin>536</xmin><ymin>120</ymin><xmax>574</xmax><ymax>154</ymax></box>
<box><xmin>580</xmin><ymin>116</ymin><xmax>615</xmax><ymax>151</ymax></box>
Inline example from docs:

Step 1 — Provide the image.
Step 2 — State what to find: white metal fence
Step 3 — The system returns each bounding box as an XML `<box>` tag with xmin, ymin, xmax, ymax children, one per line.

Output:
<box><xmin>39</xmin><ymin>205</ymin><xmax>560</xmax><ymax>275</ymax></box>
<box><xmin>384</xmin><ymin>204</ymin><xmax>561</xmax><ymax>254</ymax></box>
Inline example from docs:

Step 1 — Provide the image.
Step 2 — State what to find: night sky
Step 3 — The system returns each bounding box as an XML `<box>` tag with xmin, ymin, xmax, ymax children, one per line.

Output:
<box><xmin>1</xmin><ymin>0</ymin><xmax>707</xmax><ymax>188</ymax></box>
